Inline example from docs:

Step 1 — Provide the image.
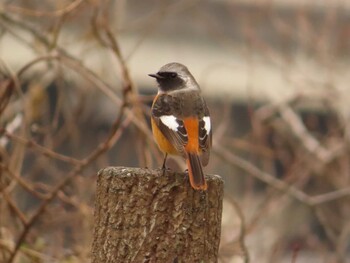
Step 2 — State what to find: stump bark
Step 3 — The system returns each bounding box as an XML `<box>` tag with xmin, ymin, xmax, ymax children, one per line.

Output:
<box><xmin>91</xmin><ymin>167</ymin><xmax>224</xmax><ymax>263</ymax></box>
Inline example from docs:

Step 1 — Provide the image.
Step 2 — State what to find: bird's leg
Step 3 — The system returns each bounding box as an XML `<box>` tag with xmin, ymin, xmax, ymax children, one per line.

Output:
<box><xmin>162</xmin><ymin>153</ymin><xmax>168</xmax><ymax>171</ymax></box>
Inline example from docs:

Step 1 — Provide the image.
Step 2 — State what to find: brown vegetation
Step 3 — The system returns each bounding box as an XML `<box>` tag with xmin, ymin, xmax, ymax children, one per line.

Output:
<box><xmin>0</xmin><ymin>1</ymin><xmax>349</xmax><ymax>262</ymax></box>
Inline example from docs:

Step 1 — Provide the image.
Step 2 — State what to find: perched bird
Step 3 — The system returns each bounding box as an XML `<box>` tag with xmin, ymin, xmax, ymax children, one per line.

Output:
<box><xmin>149</xmin><ymin>62</ymin><xmax>212</xmax><ymax>190</ymax></box>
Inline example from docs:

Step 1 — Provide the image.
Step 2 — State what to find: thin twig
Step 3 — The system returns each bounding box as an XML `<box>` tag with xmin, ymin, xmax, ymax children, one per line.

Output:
<box><xmin>214</xmin><ymin>144</ymin><xmax>350</xmax><ymax>206</ymax></box>
<box><xmin>6</xmin><ymin>102</ymin><xmax>129</xmax><ymax>262</ymax></box>
<box><xmin>3</xmin><ymin>0</ymin><xmax>85</xmax><ymax>17</ymax></box>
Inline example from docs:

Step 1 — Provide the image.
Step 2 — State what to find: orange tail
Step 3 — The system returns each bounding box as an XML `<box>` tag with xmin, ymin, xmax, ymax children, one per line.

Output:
<box><xmin>186</xmin><ymin>153</ymin><xmax>207</xmax><ymax>190</ymax></box>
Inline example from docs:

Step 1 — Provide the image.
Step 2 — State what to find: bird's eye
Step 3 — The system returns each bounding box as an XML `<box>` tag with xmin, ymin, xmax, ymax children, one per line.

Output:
<box><xmin>170</xmin><ymin>73</ymin><xmax>177</xmax><ymax>78</ymax></box>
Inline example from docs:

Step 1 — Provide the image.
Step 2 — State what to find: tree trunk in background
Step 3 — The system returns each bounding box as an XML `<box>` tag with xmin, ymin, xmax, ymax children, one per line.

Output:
<box><xmin>91</xmin><ymin>167</ymin><xmax>224</xmax><ymax>263</ymax></box>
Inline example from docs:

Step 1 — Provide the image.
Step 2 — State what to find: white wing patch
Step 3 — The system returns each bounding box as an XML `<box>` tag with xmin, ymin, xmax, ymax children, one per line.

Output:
<box><xmin>160</xmin><ymin>115</ymin><xmax>179</xmax><ymax>131</ymax></box>
<box><xmin>203</xmin><ymin>116</ymin><xmax>211</xmax><ymax>134</ymax></box>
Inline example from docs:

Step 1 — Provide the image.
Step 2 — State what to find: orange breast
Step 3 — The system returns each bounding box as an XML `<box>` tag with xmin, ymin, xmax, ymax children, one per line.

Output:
<box><xmin>151</xmin><ymin>117</ymin><xmax>178</xmax><ymax>155</ymax></box>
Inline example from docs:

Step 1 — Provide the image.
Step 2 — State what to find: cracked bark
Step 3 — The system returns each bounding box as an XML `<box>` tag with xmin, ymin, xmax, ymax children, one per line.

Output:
<box><xmin>91</xmin><ymin>167</ymin><xmax>224</xmax><ymax>263</ymax></box>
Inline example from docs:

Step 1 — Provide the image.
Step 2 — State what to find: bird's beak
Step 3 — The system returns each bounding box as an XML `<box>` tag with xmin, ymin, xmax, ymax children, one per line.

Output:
<box><xmin>148</xmin><ymin>73</ymin><xmax>163</xmax><ymax>79</ymax></box>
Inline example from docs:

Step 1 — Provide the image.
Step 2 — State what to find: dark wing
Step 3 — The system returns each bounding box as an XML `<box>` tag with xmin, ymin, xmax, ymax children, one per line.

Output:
<box><xmin>152</xmin><ymin>94</ymin><xmax>188</xmax><ymax>157</ymax></box>
<box><xmin>199</xmin><ymin>103</ymin><xmax>212</xmax><ymax>166</ymax></box>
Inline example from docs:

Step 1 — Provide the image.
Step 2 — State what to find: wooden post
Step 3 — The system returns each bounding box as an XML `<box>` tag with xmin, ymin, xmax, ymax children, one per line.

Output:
<box><xmin>91</xmin><ymin>167</ymin><xmax>224</xmax><ymax>263</ymax></box>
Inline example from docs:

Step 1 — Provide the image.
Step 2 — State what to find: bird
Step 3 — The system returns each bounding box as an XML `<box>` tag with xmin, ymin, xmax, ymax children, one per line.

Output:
<box><xmin>149</xmin><ymin>62</ymin><xmax>212</xmax><ymax>190</ymax></box>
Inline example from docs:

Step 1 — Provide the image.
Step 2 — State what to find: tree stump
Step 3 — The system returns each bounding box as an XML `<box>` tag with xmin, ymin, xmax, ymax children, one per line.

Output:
<box><xmin>91</xmin><ymin>167</ymin><xmax>224</xmax><ymax>263</ymax></box>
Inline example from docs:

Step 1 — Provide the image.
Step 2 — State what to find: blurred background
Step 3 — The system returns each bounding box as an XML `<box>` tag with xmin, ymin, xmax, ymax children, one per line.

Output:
<box><xmin>1</xmin><ymin>0</ymin><xmax>350</xmax><ymax>262</ymax></box>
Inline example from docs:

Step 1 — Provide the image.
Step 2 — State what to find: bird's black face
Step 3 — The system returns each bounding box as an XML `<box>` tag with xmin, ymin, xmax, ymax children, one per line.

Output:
<box><xmin>148</xmin><ymin>71</ymin><xmax>185</xmax><ymax>92</ymax></box>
